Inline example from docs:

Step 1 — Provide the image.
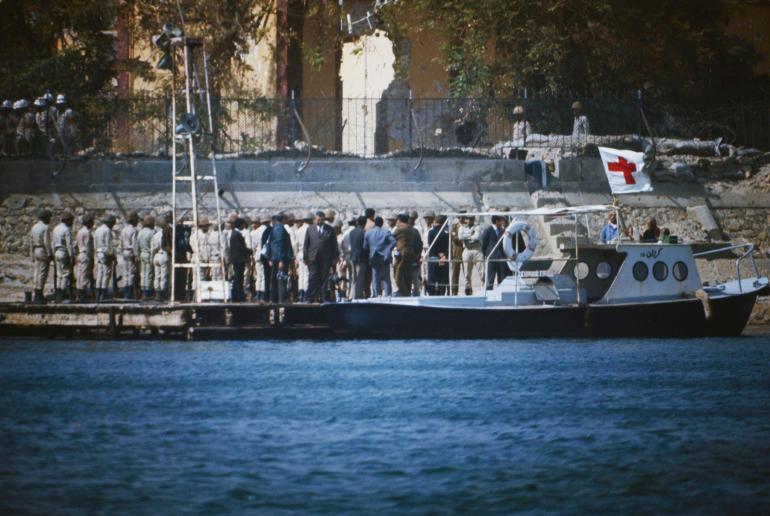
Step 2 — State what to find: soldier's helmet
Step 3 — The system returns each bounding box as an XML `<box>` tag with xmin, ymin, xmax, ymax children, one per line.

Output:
<box><xmin>33</xmin><ymin>97</ymin><xmax>46</xmax><ymax>109</ymax></box>
<box><xmin>43</xmin><ymin>92</ymin><xmax>54</xmax><ymax>104</ymax></box>
<box><xmin>303</xmin><ymin>211</ymin><xmax>314</xmax><ymax>221</ymax></box>
<box><xmin>103</xmin><ymin>214</ymin><xmax>117</xmax><ymax>225</ymax></box>
<box><xmin>571</xmin><ymin>101</ymin><xmax>583</xmax><ymax>111</ymax></box>
<box><xmin>38</xmin><ymin>208</ymin><xmax>52</xmax><ymax>221</ymax></box>
<box><xmin>143</xmin><ymin>215</ymin><xmax>155</xmax><ymax>227</ymax></box>
<box><xmin>60</xmin><ymin>209</ymin><xmax>74</xmax><ymax>222</ymax></box>
<box><xmin>259</xmin><ymin>212</ymin><xmax>271</xmax><ymax>224</ymax></box>
<box><xmin>81</xmin><ymin>212</ymin><xmax>94</xmax><ymax>225</ymax></box>
<box><xmin>227</xmin><ymin>213</ymin><xmax>238</xmax><ymax>224</ymax></box>
<box><xmin>56</xmin><ymin>94</ymin><xmax>67</xmax><ymax>105</ymax></box>
<box><xmin>409</xmin><ymin>209</ymin><xmax>419</xmax><ymax>219</ymax></box>
<box><xmin>14</xmin><ymin>99</ymin><xmax>29</xmax><ymax>110</ymax></box>
<box><xmin>324</xmin><ymin>208</ymin><xmax>336</xmax><ymax>219</ymax></box>
<box><xmin>1</xmin><ymin>100</ymin><xmax>11</xmax><ymax>110</ymax></box>
<box><xmin>513</xmin><ymin>105</ymin><xmax>524</xmax><ymax>115</ymax></box>
<box><xmin>127</xmin><ymin>211</ymin><xmax>139</xmax><ymax>224</ymax></box>
<box><xmin>423</xmin><ymin>210</ymin><xmax>436</xmax><ymax>219</ymax></box>
<box><xmin>198</xmin><ymin>216</ymin><xmax>210</xmax><ymax>227</ymax></box>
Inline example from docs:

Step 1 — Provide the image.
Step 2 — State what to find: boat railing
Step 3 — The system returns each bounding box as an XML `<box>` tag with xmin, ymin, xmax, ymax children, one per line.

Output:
<box><xmin>692</xmin><ymin>242</ymin><xmax>759</xmax><ymax>293</ymax></box>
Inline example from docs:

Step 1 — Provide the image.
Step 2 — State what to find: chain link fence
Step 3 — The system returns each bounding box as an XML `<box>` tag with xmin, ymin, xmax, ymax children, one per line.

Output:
<box><xmin>67</xmin><ymin>92</ymin><xmax>770</xmax><ymax>157</ymax></box>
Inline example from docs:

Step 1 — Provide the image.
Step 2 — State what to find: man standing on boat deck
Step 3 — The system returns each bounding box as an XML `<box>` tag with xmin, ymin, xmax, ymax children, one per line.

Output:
<box><xmin>294</xmin><ymin>212</ymin><xmax>313</xmax><ymax>302</ymax></box>
<box><xmin>458</xmin><ymin>215</ymin><xmax>484</xmax><ymax>295</ymax></box>
<box><xmin>151</xmin><ymin>217</ymin><xmax>170</xmax><ymax>302</ymax></box>
<box><xmin>304</xmin><ymin>210</ymin><xmax>339</xmax><ymax>303</ymax></box>
<box><xmin>94</xmin><ymin>214</ymin><xmax>116</xmax><ymax>302</ymax></box>
<box><xmin>427</xmin><ymin>215</ymin><xmax>450</xmax><ymax>296</ymax></box>
<box><xmin>229</xmin><ymin>217</ymin><xmax>251</xmax><ymax>303</ymax></box>
<box><xmin>136</xmin><ymin>215</ymin><xmax>155</xmax><ymax>301</ymax></box>
<box><xmin>29</xmin><ymin>209</ymin><xmax>53</xmax><ymax>304</ymax></box>
<box><xmin>600</xmin><ymin>212</ymin><xmax>620</xmax><ymax>244</ymax></box>
<box><xmin>348</xmin><ymin>215</ymin><xmax>368</xmax><ymax>300</ymax></box>
<box><xmin>482</xmin><ymin>216</ymin><xmax>510</xmax><ymax>290</ymax></box>
<box><xmin>265</xmin><ymin>213</ymin><xmax>295</xmax><ymax>303</ymax></box>
<box><xmin>52</xmin><ymin>209</ymin><xmax>75</xmax><ymax>303</ymax></box>
<box><xmin>364</xmin><ymin>216</ymin><xmax>396</xmax><ymax>297</ymax></box>
<box><xmin>75</xmin><ymin>213</ymin><xmax>94</xmax><ymax>303</ymax></box>
<box><xmin>393</xmin><ymin>213</ymin><xmax>422</xmax><ymax>296</ymax></box>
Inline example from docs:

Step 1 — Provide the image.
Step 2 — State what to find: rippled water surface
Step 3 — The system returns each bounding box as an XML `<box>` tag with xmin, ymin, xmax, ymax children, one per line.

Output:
<box><xmin>1</xmin><ymin>336</ymin><xmax>770</xmax><ymax>513</ymax></box>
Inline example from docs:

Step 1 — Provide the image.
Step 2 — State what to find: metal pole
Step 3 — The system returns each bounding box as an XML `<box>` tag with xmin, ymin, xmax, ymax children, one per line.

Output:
<box><xmin>170</xmin><ymin>49</ymin><xmax>178</xmax><ymax>306</ymax></box>
<box><xmin>448</xmin><ymin>215</ymin><xmax>453</xmax><ymax>296</ymax></box>
<box><xmin>575</xmin><ymin>214</ymin><xmax>581</xmax><ymax>305</ymax></box>
<box><xmin>203</xmin><ymin>44</ymin><xmax>228</xmax><ymax>302</ymax></box>
<box><xmin>184</xmin><ymin>43</ymin><xmax>201</xmax><ymax>304</ymax></box>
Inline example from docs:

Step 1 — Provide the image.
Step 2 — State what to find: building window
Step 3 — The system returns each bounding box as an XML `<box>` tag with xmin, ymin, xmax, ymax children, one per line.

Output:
<box><xmin>653</xmin><ymin>261</ymin><xmax>669</xmax><ymax>281</ymax></box>
<box><xmin>633</xmin><ymin>262</ymin><xmax>649</xmax><ymax>282</ymax></box>
<box><xmin>673</xmin><ymin>261</ymin><xmax>689</xmax><ymax>282</ymax></box>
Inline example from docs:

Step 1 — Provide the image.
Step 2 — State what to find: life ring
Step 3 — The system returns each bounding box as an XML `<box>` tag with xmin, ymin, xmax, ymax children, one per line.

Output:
<box><xmin>503</xmin><ymin>220</ymin><xmax>538</xmax><ymax>271</ymax></box>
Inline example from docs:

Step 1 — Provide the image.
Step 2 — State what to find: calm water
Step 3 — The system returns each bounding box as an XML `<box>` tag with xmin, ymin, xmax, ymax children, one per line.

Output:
<box><xmin>1</xmin><ymin>337</ymin><xmax>770</xmax><ymax>514</ymax></box>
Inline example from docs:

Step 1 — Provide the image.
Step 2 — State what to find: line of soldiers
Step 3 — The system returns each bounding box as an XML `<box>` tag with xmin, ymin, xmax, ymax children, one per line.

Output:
<box><xmin>28</xmin><ymin>206</ymin><xmax>508</xmax><ymax>304</ymax></box>
<box><xmin>1</xmin><ymin>93</ymin><xmax>76</xmax><ymax>157</ymax></box>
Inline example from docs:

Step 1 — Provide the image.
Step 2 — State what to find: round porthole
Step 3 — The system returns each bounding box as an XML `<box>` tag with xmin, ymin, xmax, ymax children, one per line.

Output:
<box><xmin>632</xmin><ymin>262</ymin><xmax>648</xmax><ymax>282</ymax></box>
<box><xmin>574</xmin><ymin>262</ymin><xmax>590</xmax><ymax>281</ymax></box>
<box><xmin>596</xmin><ymin>261</ymin><xmax>612</xmax><ymax>280</ymax></box>
<box><xmin>673</xmin><ymin>261</ymin><xmax>689</xmax><ymax>282</ymax></box>
<box><xmin>653</xmin><ymin>261</ymin><xmax>668</xmax><ymax>281</ymax></box>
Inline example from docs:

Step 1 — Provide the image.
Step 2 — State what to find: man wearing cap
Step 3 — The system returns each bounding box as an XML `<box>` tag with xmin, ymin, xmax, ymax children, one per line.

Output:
<box><xmin>76</xmin><ymin>213</ymin><xmax>95</xmax><ymax>302</ymax></box>
<box><xmin>190</xmin><ymin>215</ymin><xmax>212</xmax><ymax>284</ymax></box>
<box><xmin>393</xmin><ymin>213</ymin><xmax>422</xmax><ymax>297</ymax></box>
<box><xmin>15</xmin><ymin>100</ymin><xmax>35</xmax><ymax>155</ymax></box>
<box><xmin>324</xmin><ymin>208</ymin><xmax>336</xmax><ymax>226</ymax></box>
<box><xmin>54</xmin><ymin>94</ymin><xmax>76</xmax><ymax>153</ymax></box>
<box><xmin>294</xmin><ymin>213</ymin><xmax>312</xmax><ymax>302</ymax></box>
<box><xmin>52</xmin><ymin>210</ymin><xmax>75</xmax><ymax>303</ymax></box>
<box><xmin>30</xmin><ymin>209</ymin><xmax>53</xmax><ymax>304</ymax></box>
<box><xmin>151</xmin><ymin>217</ymin><xmax>171</xmax><ymax>302</ymax></box>
<box><xmin>304</xmin><ymin>210</ymin><xmax>339</xmax><ymax>303</ymax></box>
<box><xmin>385</xmin><ymin>211</ymin><xmax>398</xmax><ymax>233</ymax></box>
<box><xmin>571</xmin><ymin>101</ymin><xmax>590</xmax><ymax>142</ymax></box>
<box><xmin>136</xmin><ymin>215</ymin><xmax>155</xmax><ymax>301</ymax></box>
<box><xmin>264</xmin><ymin>213</ymin><xmax>295</xmax><ymax>303</ymax></box>
<box><xmin>458</xmin><ymin>214</ymin><xmax>484</xmax><ymax>295</ymax></box>
<box><xmin>119</xmin><ymin>211</ymin><xmax>139</xmax><ymax>300</ymax></box>
<box><xmin>94</xmin><ymin>214</ymin><xmax>116</xmax><ymax>302</ymax></box>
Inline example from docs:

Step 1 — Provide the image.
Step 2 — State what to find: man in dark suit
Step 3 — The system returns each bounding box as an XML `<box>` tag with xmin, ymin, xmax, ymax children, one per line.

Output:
<box><xmin>348</xmin><ymin>215</ymin><xmax>368</xmax><ymax>299</ymax></box>
<box><xmin>264</xmin><ymin>213</ymin><xmax>294</xmax><ymax>303</ymax></box>
<box><xmin>426</xmin><ymin>215</ymin><xmax>449</xmax><ymax>295</ymax></box>
<box><xmin>481</xmin><ymin>215</ymin><xmax>510</xmax><ymax>290</ymax></box>
<box><xmin>304</xmin><ymin>210</ymin><xmax>340</xmax><ymax>303</ymax></box>
<box><xmin>229</xmin><ymin>217</ymin><xmax>252</xmax><ymax>302</ymax></box>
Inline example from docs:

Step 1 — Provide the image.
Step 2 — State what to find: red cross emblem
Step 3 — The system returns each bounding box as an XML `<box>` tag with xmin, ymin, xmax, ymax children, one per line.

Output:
<box><xmin>608</xmin><ymin>157</ymin><xmax>637</xmax><ymax>184</ymax></box>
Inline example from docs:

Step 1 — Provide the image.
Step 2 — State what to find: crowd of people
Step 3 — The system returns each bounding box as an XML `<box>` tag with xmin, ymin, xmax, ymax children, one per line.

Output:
<box><xmin>0</xmin><ymin>92</ymin><xmax>76</xmax><ymax>157</ymax></box>
<box><xmin>26</xmin><ymin>207</ymin><xmax>525</xmax><ymax>305</ymax></box>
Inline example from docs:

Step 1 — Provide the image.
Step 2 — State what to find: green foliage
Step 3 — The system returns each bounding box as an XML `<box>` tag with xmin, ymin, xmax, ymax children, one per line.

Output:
<box><xmin>0</xmin><ymin>0</ymin><xmax>117</xmax><ymax>99</ymax></box>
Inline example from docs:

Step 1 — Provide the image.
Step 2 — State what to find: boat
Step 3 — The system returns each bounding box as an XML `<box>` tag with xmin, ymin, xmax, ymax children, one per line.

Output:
<box><xmin>323</xmin><ymin>206</ymin><xmax>769</xmax><ymax>339</ymax></box>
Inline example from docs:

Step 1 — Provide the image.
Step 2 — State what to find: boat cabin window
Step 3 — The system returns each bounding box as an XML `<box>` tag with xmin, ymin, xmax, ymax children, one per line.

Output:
<box><xmin>574</xmin><ymin>262</ymin><xmax>590</xmax><ymax>281</ymax></box>
<box><xmin>673</xmin><ymin>261</ymin><xmax>688</xmax><ymax>282</ymax></box>
<box><xmin>632</xmin><ymin>262</ymin><xmax>649</xmax><ymax>282</ymax></box>
<box><xmin>596</xmin><ymin>262</ymin><xmax>612</xmax><ymax>280</ymax></box>
<box><xmin>653</xmin><ymin>261</ymin><xmax>669</xmax><ymax>282</ymax></box>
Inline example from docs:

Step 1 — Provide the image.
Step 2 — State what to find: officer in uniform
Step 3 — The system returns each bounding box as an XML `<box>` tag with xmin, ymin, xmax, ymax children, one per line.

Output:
<box><xmin>190</xmin><ymin>216</ymin><xmax>212</xmax><ymax>283</ymax></box>
<box><xmin>33</xmin><ymin>97</ymin><xmax>53</xmax><ymax>157</ymax></box>
<box><xmin>54</xmin><ymin>94</ymin><xmax>76</xmax><ymax>153</ymax></box>
<box><xmin>120</xmin><ymin>211</ymin><xmax>139</xmax><ymax>300</ymax></box>
<box><xmin>458</xmin><ymin>214</ymin><xmax>484</xmax><ymax>295</ymax></box>
<box><xmin>151</xmin><ymin>217</ymin><xmax>170</xmax><ymax>302</ymax></box>
<box><xmin>449</xmin><ymin>213</ymin><xmax>465</xmax><ymax>295</ymax></box>
<box><xmin>76</xmin><ymin>213</ymin><xmax>95</xmax><ymax>302</ymax></box>
<box><xmin>15</xmin><ymin>99</ymin><xmax>35</xmax><ymax>155</ymax></box>
<box><xmin>136</xmin><ymin>215</ymin><xmax>155</xmax><ymax>301</ymax></box>
<box><xmin>94</xmin><ymin>214</ymin><xmax>116</xmax><ymax>302</ymax></box>
<box><xmin>208</xmin><ymin>220</ymin><xmax>225</xmax><ymax>282</ymax></box>
<box><xmin>52</xmin><ymin>210</ymin><xmax>75</xmax><ymax>303</ymax></box>
<box><xmin>30</xmin><ymin>209</ymin><xmax>53</xmax><ymax>304</ymax></box>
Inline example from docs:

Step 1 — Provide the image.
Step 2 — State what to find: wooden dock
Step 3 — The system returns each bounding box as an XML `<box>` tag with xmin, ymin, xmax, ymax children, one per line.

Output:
<box><xmin>0</xmin><ymin>302</ymin><xmax>334</xmax><ymax>341</ymax></box>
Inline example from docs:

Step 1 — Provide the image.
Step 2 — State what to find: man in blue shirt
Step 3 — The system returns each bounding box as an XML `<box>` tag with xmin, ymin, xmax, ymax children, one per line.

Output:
<box><xmin>265</xmin><ymin>213</ymin><xmax>294</xmax><ymax>303</ymax></box>
<box><xmin>600</xmin><ymin>212</ymin><xmax>620</xmax><ymax>244</ymax></box>
<box><xmin>363</xmin><ymin>216</ymin><xmax>396</xmax><ymax>297</ymax></box>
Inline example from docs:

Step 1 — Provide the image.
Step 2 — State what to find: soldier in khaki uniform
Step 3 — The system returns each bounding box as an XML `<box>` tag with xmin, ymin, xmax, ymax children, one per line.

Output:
<box><xmin>94</xmin><ymin>214</ymin><xmax>116</xmax><ymax>302</ymax></box>
<box><xmin>136</xmin><ymin>215</ymin><xmax>155</xmax><ymax>301</ymax></box>
<box><xmin>75</xmin><ymin>213</ymin><xmax>95</xmax><ymax>302</ymax></box>
<box><xmin>52</xmin><ymin>210</ymin><xmax>75</xmax><ymax>303</ymax></box>
<box><xmin>189</xmin><ymin>216</ymin><xmax>212</xmax><ymax>291</ymax></box>
<box><xmin>251</xmin><ymin>213</ymin><xmax>270</xmax><ymax>301</ymax></box>
<box><xmin>393</xmin><ymin>213</ymin><xmax>423</xmax><ymax>297</ymax></box>
<box><xmin>152</xmin><ymin>218</ymin><xmax>170</xmax><ymax>302</ymax></box>
<box><xmin>208</xmin><ymin>221</ymin><xmax>225</xmax><ymax>282</ymax></box>
<box><xmin>449</xmin><ymin>214</ymin><xmax>465</xmax><ymax>296</ymax></box>
<box><xmin>120</xmin><ymin>211</ymin><xmax>139</xmax><ymax>300</ymax></box>
<box><xmin>30</xmin><ymin>209</ymin><xmax>53</xmax><ymax>304</ymax></box>
<box><xmin>458</xmin><ymin>215</ymin><xmax>484</xmax><ymax>295</ymax></box>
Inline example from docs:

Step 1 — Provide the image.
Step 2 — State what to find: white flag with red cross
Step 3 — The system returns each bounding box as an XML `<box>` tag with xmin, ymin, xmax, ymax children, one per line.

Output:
<box><xmin>598</xmin><ymin>146</ymin><xmax>653</xmax><ymax>194</ymax></box>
